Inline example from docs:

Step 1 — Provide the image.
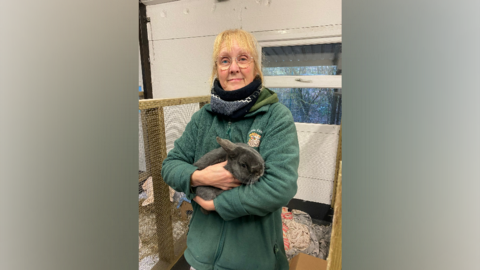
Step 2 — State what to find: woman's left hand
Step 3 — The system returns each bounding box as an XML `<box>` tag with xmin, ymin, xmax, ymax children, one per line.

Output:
<box><xmin>193</xmin><ymin>196</ymin><xmax>216</xmax><ymax>211</ymax></box>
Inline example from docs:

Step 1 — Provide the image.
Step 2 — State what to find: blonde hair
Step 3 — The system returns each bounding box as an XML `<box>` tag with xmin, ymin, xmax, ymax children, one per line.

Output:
<box><xmin>210</xmin><ymin>29</ymin><xmax>264</xmax><ymax>87</ymax></box>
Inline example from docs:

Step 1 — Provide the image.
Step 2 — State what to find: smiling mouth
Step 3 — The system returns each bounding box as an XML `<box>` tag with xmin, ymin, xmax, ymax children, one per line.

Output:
<box><xmin>228</xmin><ymin>78</ymin><xmax>244</xmax><ymax>82</ymax></box>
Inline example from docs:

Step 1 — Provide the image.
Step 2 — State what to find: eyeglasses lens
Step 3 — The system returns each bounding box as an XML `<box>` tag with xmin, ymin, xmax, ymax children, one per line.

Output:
<box><xmin>218</xmin><ymin>55</ymin><xmax>252</xmax><ymax>70</ymax></box>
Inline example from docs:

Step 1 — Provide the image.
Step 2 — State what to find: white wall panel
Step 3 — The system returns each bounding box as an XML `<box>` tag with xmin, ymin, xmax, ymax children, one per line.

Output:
<box><xmin>294</xmin><ymin>123</ymin><xmax>340</xmax><ymax>204</ymax></box>
<box><xmin>146</xmin><ymin>0</ymin><xmax>342</xmax><ymax>99</ymax></box>
<box><xmin>242</xmin><ymin>0</ymin><xmax>341</xmax><ymax>32</ymax></box>
<box><xmin>150</xmin><ymin>36</ymin><xmax>215</xmax><ymax>98</ymax></box>
<box><xmin>147</xmin><ymin>0</ymin><xmax>242</xmax><ymax>40</ymax></box>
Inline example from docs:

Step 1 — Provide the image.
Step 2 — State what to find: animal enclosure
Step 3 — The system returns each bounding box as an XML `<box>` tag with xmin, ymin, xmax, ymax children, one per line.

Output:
<box><xmin>138</xmin><ymin>96</ymin><xmax>209</xmax><ymax>270</ymax></box>
<box><xmin>138</xmin><ymin>95</ymin><xmax>342</xmax><ymax>270</ymax></box>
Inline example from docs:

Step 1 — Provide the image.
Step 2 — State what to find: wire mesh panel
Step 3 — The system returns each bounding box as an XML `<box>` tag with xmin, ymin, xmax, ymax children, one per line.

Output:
<box><xmin>164</xmin><ymin>104</ymin><xmax>200</xmax><ymax>154</ymax></box>
<box><xmin>139</xmin><ymin>112</ymin><xmax>147</xmax><ymax>173</ymax></box>
<box><xmin>138</xmin><ymin>96</ymin><xmax>210</xmax><ymax>270</ymax></box>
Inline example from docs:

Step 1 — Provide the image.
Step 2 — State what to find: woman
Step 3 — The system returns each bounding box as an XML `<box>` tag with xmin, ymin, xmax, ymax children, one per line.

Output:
<box><xmin>161</xmin><ymin>29</ymin><xmax>299</xmax><ymax>270</ymax></box>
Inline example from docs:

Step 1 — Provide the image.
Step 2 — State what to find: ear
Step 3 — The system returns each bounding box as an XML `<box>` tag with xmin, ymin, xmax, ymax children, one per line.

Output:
<box><xmin>216</xmin><ymin>137</ymin><xmax>238</xmax><ymax>157</ymax></box>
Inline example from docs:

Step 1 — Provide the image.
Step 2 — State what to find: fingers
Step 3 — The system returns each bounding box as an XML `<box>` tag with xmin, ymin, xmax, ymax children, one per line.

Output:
<box><xmin>219</xmin><ymin>178</ymin><xmax>241</xmax><ymax>190</ymax></box>
<box><xmin>230</xmin><ymin>177</ymin><xmax>241</xmax><ymax>186</ymax></box>
<box><xmin>218</xmin><ymin>160</ymin><xmax>228</xmax><ymax>166</ymax></box>
<box><xmin>193</xmin><ymin>196</ymin><xmax>215</xmax><ymax>211</ymax></box>
<box><xmin>203</xmin><ymin>161</ymin><xmax>242</xmax><ymax>190</ymax></box>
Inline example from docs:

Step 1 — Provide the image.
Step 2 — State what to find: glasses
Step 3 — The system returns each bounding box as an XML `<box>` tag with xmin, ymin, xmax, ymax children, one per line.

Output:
<box><xmin>216</xmin><ymin>54</ymin><xmax>254</xmax><ymax>70</ymax></box>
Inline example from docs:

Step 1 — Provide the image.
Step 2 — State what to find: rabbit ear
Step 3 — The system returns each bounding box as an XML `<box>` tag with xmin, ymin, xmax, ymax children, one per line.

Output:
<box><xmin>216</xmin><ymin>137</ymin><xmax>238</xmax><ymax>156</ymax></box>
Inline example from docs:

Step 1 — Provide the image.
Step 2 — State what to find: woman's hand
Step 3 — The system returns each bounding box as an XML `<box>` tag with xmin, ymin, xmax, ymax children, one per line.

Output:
<box><xmin>191</xmin><ymin>160</ymin><xmax>242</xmax><ymax>190</ymax></box>
<box><xmin>193</xmin><ymin>196</ymin><xmax>216</xmax><ymax>211</ymax></box>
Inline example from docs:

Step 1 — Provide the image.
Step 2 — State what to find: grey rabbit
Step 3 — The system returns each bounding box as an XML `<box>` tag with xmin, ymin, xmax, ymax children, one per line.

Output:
<box><xmin>193</xmin><ymin>137</ymin><xmax>265</xmax><ymax>215</ymax></box>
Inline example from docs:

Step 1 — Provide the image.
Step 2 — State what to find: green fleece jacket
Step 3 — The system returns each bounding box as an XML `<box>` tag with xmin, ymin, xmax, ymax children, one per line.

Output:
<box><xmin>161</xmin><ymin>88</ymin><xmax>299</xmax><ymax>270</ymax></box>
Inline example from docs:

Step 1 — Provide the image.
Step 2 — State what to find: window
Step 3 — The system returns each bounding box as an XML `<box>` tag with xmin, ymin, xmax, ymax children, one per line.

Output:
<box><xmin>260</xmin><ymin>41</ymin><xmax>342</xmax><ymax>124</ymax></box>
<box><xmin>263</xmin><ymin>43</ymin><xmax>342</xmax><ymax>75</ymax></box>
<box><xmin>271</xmin><ymin>87</ymin><xmax>341</xmax><ymax>124</ymax></box>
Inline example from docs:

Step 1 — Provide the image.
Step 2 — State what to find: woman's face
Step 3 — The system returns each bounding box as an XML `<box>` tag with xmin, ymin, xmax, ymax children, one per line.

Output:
<box><xmin>216</xmin><ymin>40</ymin><xmax>256</xmax><ymax>91</ymax></box>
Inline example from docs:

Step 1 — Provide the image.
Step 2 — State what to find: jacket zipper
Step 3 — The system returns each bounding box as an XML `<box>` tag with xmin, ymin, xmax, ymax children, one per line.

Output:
<box><xmin>212</xmin><ymin>119</ymin><xmax>231</xmax><ymax>269</ymax></box>
<box><xmin>212</xmin><ymin>221</ymin><xmax>226</xmax><ymax>268</ymax></box>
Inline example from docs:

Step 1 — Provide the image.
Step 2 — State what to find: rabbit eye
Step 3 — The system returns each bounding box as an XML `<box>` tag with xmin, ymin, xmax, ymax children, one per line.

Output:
<box><xmin>241</xmin><ymin>163</ymin><xmax>246</xmax><ymax>168</ymax></box>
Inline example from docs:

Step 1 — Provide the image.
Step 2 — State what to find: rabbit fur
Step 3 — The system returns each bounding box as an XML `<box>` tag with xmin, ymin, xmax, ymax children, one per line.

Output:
<box><xmin>194</xmin><ymin>137</ymin><xmax>265</xmax><ymax>214</ymax></box>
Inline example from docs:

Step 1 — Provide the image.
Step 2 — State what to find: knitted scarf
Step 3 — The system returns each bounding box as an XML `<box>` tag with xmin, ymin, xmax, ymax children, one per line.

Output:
<box><xmin>210</xmin><ymin>78</ymin><xmax>262</xmax><ymax>119</ymax></box>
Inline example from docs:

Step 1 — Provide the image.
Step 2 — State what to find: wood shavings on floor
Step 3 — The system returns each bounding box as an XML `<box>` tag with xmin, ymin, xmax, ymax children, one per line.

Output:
<box><xmin>139</xmin><ymin>191</ymin><xmax>190</xmax><ymax>270</ymax></box>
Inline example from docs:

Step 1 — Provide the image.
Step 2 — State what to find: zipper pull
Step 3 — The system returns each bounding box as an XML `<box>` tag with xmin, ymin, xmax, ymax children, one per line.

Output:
<box><xmin>226</xmin><ymin>121</ymin><xmax>232</xmax><ymax>140</ymax></box>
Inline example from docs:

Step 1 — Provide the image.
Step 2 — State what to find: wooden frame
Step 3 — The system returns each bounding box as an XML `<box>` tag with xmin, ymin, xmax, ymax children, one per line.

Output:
<box><xmin>327</xmin><ymin>161</ymin><xmax>342</xmax><ymax>270</ymax></box>
<box><xmin>139</xmin><ymin>96</ymin><xmax>210</xmax><ymax>110</ymax></box>
<box><xmin>139</xmin><ymin>2</ymin><xmax>153</xmax><ymax>99</ymax></box>
<box><xmin>331</xmin><ymin>124</ymin><xmax>342</xmax><ymax>207</ymax></box>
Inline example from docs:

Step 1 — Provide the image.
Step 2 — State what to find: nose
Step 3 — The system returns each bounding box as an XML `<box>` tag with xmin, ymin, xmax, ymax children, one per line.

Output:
<box><xmin>229</xmin><ymin>59</ymin><xmax>240</xmax><ymax>73</ymax></box>
<box><xmin>251</xmin><ymin>164</ymin><xmax>264</xmax><ymax>173</ymax></box>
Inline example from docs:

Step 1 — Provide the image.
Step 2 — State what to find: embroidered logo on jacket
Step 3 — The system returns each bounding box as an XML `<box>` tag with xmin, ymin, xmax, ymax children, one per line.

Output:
<box><xmin>248</xmin><ymin>132</ymin><xmax>262</xmax><ymax>147</ymax></box>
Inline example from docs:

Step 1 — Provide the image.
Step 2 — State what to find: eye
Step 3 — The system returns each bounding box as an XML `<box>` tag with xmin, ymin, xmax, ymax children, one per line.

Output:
<box><xmin>219</xmin><ymin>57</ymin><xmax>231</xmax><ymax>65</ymax></box>
<box><xmin>241</xmin><ymin>163</ymin><xmax>246</xmax><ymax>168</ymax></box>
<box><xmin>238</xmin><ymin>55</ymin><xmax>249</xmax><ymax>63</ymax></box>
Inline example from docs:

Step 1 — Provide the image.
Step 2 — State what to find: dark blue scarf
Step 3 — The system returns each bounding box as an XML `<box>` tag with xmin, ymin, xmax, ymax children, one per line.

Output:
<box><xmin>210</xmin><ymin>78</ymin><xmax>262</xmax><ymax>119</ymax></box>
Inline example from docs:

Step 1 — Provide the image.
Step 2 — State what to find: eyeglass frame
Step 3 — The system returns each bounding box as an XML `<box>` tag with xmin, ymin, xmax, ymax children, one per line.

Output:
<box><xmin>216</xmin><ymin>55</ymin><xmax>254</xmax><ymax>71</ymax></box>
